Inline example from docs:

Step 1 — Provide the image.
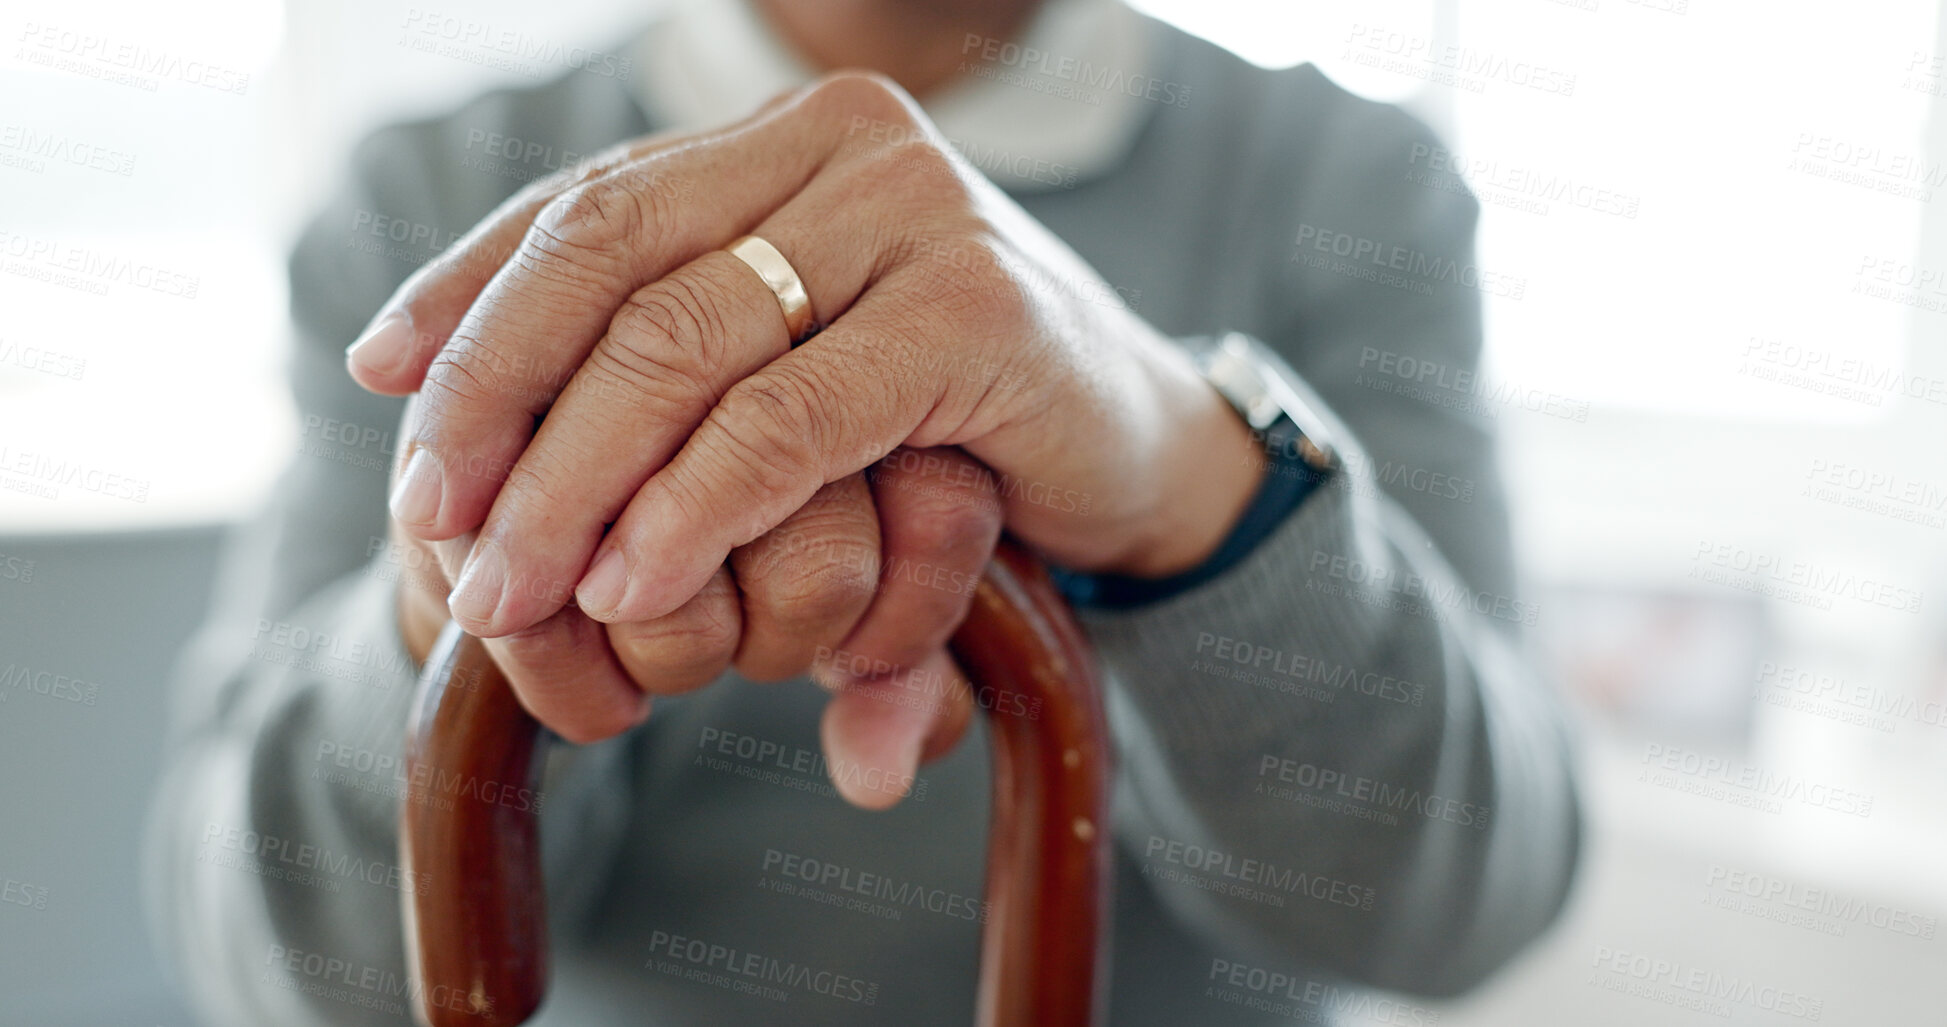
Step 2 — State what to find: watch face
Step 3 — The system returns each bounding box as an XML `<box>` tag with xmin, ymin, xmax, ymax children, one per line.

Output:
<box><xmin>1198</xmin><ymin>333</ymin><xmax>1338</xmax><ymax>468</ymax></box>
<box><xmin>1199</xmin><ymin>338</ymin><xmax>1282</xmax><ymax>431</ymax></box>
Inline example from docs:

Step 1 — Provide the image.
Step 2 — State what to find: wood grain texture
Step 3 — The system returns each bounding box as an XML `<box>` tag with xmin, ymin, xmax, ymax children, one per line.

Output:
<box><xmin>400</xmin><ymin>538</ymin><xmax>1111</xmax><ymax>1025</ymax></box>
<box><xmin>400</xmin><ymin>626</ymin><xmax>547</xmax><ymax>1026</ymax></box>
<box><xmin>950</xmin><ymin>541</ymin><xmax>1114</xmax><ymax>1027</ymax></box>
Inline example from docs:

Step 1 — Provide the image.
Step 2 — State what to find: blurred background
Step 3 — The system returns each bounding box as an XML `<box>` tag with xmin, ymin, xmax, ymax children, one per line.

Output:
<box><xmin>2</xmin><ymin>0</ymin><xmax>1944</xmax><ymax>1023</ymax></box>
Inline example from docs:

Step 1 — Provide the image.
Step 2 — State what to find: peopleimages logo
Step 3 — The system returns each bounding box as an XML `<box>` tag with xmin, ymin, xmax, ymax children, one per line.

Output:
<box><xmin>0</xmin><ymin>663</ymin><xmax>99</xmax><ymax>706</ymax></box>
<box><xmin>1588</xmin><ymin>946</ymin><xmax>1824</xmax><ymax>1021</ymax></box>
<box><xmin>1739</xmin><ymin>336</ymin><xmax>1947</xmax><ymax>407</ymax></box>
<box><xmin>313</xmin><ymin>739</ymin><xmax>544</xmax><ymax>814</ymax></box>
<box><xmin>1</xmin><ymin>877</ymin><xmax>49</xmax><ymax>911</ymax></box>
<box><xmin>0</xmin><ymin>124</ymin><xmax>137</xmax><ymax>176</ymax></box>
<box><xmin>645</xmin><ymin>929</ymin><xmax>880</xmax><ymax>1005</ymax></box>
<box><xmin>1207</xmin><ymin>959</ymin><xmax>1441</xmax><ymax>1025</ymax></box>
<box><xmin>1143</xmin><ymin>836</ymin><xmax>1375</xmax><ymax>911</ymax></box>
<box><xmin>1638</xmin><ymin>743</ymin><xmax>1875</xmax><ymax>817</ymax></box>
<box><xmin>1306</xmin><ymin>550</ymin><xmax>1541</xmax><ymax>627</ymax></box>
<box><xmin>760</xmin><ymin>848</ymin><xmax>988</xmax><ymax>923</ymax></box>
<box><xmin>0</xmin><ymin>553</ymin><xmax>32</xmax><ymax>584</ymax></box>
<box><xmin>1257</xmin><ymin>755</ymin><xmax>1488</xmax><ymax>829</ymax></box>
<box><xmin>399</xmin><ymin>9</ymin><xmax>634</xmax><ymax>79</ymax></box>
<box><xmin>1704</xmin><ymin>864</ymin><xmax>1937</xmax><ymax>941</ymax></box>
<box><xmin>958</xmin><ymin>34</ymin><xmax>1192</xmax><ymax>109</ymax></box>
<box><xmin>1355</xmin><ymin>346</ymin><xmax>1589</xmax><ymax>424</ymax></box>
<box><xmin>694</xmin><ymin>726</ymin><xmax>928</xmax><ymax>801</ymax></box>
<box><xmin>1688</xmin><ymin>539</ymin><xmax>1923</xmax><ymax>614</ymax></box>
<box><xmin>1755</xmin><ymin>660</ymin><xmax>1947</xmax><ymax>733</ymax></box>
<box><xmin>1195</xmin><ymin>632</ymin><xmax>1424</xmax><ymax>705</ymax></box>
<box><xmin>199</xmin><ymin>823</ymin><xmax>429</xmax><ymax>894</ymax></box>
<box><xmin>1293</xmin><ymin>224</ymin><xmax>1527</xmax><ymax>300</ymax></box>
<box><xmin>0</xmin><ymin>228</ymin><xmax>200</xmax><ymax>299</ymax></box>
<box><xmin>1802</xmin><ymin>457</ymin><xmax>1947</xmax><ymax>531</ymax></box>
<box><xmin>0</xmin><ymin>340</ymin><xmax>87</xmax><ymax>381</ymax></box>
<box><xmin>1341</xmin><ymin>25</ymin><xmax>1577</xmax><ymax>97</ymax></box>
<box><xmin>14</xmin><ymin>22</ymin><xmax>252</xmax><ymax>94</ymax></box>
<box><xmin>1406</xmin><ymin>143</ymin><xmax>1640</xmax><ymax>220</ymax></box>
<box><xmin>264</xmin><ymin>944</ymin><xmax>487</xmax><ymax>1018</ymax></box>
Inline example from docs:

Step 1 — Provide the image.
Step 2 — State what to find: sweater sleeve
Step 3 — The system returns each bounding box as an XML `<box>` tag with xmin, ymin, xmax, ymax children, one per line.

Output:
<box><xmin>141</xmin><ymin>123</ymin><xmax>636</xmax><ymax>1026</ymax></box>
<box><xmin>1083</xmin><ymin>93</ymin><xmax>1581</xmax><ymax>997</ymax></box>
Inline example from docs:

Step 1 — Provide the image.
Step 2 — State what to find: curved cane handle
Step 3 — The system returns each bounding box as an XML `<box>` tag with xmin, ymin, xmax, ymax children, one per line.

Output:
<box><xmin>400</xmin><ymin>624</ymin><xmax>549</xmax><ymax>1025</ymax></box>
<box><xmin>400</xmin><ymin>538</ymin><xmax>1112</xmax><ymax>1026</ymax></box>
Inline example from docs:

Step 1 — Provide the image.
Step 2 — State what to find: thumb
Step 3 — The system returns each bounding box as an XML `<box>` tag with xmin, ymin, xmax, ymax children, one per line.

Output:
<box><xmin>817</xmin><ymin>648</ymin><xmax>972</xmax><ymax>810</ymax></box>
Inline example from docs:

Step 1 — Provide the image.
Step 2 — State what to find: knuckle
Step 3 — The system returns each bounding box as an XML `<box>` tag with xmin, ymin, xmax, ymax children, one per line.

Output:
<box><xmin>611</xmin><ymin>276</ymin><xmax>735</xmax><ymax>378</ymax></box>
<box><xmin>898</xmin><ymin>230</ymin><xmax>1024</xmax><ymax>324</ymax></box>
<box><xmin>418</xmin><ymin>343</ymin><xmax>526</xmax><ymax>422</ymax></box>
<box><xmin>531</xmin><ymin>178</ymin><xmax>646</xmax><ymax>259</ymax></box>
<box><xmin>730</xmin><ymin>365</ymin><xmax>834</xmax><ymax>450</ymax></box>
<box><xmin>517</xmin><ymin>148</ymin><xmax>640</xmax><ymax>215</ymax></box>
<box><xmin>496</xmin><ymin>618</ymin><xmax>574</xmax><ymax>671</ymax></box>
<box><xmin>850</xmin><ymin>143</ymin><xmax>958</xmax><ymax>211</ymax></box>
<box><xmin>709</xmin><ymin>424</ymin><xmax>805</xmax><ymax>514</ymax></box>
<box><xmin>604</xmin><ymin>160</ymin><xmax>681</xmax><ymax>205</ymax></box>
<box><xmin>578</xmin><ymin>281</ymin><xmax>742</xmax><ymax>417</ymax></box>
<box><xmin>890</xmin><ymin>136</ymin><xmax>957</xmax><ymax>179</ymax></box>
<box><xmin>952</xmin><ymin>246</ymin><xmax>1031</xmax><ymax>324</ymax></box>
<box><xmin>746</xmin><ymin>527</ymin><xmax>878</xmax><ymax>632</ymax></box>
<box><xmin>586</xmin><ymin>304</ymin><xmax>698</xmax><ymax>399</ymax></box>
<box><xmin>911</xmin><ymin>147</ymin><xmax>967</xmax><ymax>200</ymax></box>
<box><xmin>573</xmin><ymin>143</ymin><xmax>640</xmax><ymax>184</ymax></box>
<box><xmin>616</xmin><ymin>607</ymin><xmax>739</xmax><ymax>681</ymax></box>
<box><xmin>498</xmin><ymin>457</ymin><xmax>573</xmax><ymax>513</ymax></box>
<box><xmin>806</xmin><ymin>70</ymin><xmax>917</xmax><ymax>123</ymax></box>
<box><xmin>768</xmin><ymin>555</ymin><xmax>876</xmax><ymax>634</ymax></box>
<box><xmin>713</xmin><ymin>373</ymin><xmax>827</xmax><ymax>486</ymax></box>
<box><xmin>836</xmin><ymin>132</ymin><xmax>962</xmax><ymax>218</ymax></box>
<box><xmin>910</xmin><ymin>490</ymin><xmax>1001</xmax><ymax>561</ymax></box>
<box><xmin>492</xmin><ymin>618</ymin><xmax>638</xmax><ymax>743</ymax></box>
<box><xmin>421</xmin><ymin>349</ymin><xmax>495</xmax><ymax>406</ymax></box>
<box><xmin>583</xmin><ymin>339</ymin><xmax>698</xmax><ymax>417</ymax></box>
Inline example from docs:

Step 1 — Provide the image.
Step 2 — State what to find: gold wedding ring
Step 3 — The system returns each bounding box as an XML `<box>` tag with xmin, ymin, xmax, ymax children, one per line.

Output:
<box><xmin>726</xmin><ymin>234</ymin><xmax>815</xmax><ymax>344</ymax></box>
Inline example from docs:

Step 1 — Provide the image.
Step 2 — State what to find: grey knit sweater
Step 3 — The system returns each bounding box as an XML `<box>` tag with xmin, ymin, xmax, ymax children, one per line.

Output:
<box><xmin>144</xmin><ymin>14</ymin><xmax>1580</xmax><ymax>1027</ymax></box>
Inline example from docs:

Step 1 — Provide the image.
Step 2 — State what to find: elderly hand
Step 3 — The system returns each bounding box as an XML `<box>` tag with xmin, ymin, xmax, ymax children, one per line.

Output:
<box><xmin>351</xmin><ymin>73</ymin><xmax>1262</xmax><ymax>791</ymax></box>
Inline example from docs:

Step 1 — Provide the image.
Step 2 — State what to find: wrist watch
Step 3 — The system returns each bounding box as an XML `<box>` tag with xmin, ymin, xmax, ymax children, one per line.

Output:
<box><xmin>1049</xmin><ymin>332</ymin><xmax>1339</xmax><ymax>610</ymax></box>
<box><xmin>1181</xmin><ymin>331</ymin><xmax>1338</xmax><ymax>475</ymax></box>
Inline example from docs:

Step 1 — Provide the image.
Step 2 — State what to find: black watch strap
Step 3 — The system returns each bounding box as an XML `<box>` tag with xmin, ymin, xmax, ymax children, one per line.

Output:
<box><xmin>1048</xmin><ymin>333</ymin><xmax>1339</xmax><ymax>611</ymax></box>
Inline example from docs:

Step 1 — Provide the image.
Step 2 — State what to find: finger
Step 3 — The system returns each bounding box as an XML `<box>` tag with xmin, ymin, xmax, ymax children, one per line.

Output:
<box><xmin>814</xmin><ymin>446</ymin><xmax>1001</xmax><ymax>686</ymax></box>
<box><xmin>438</xmin><ymin>246</ymin><xmax>790</xmax><ymax>635</ymax></box>
<box><xmin>479</xmin><ymin>606</ymin><xmax>649</xmax><ymax>745</ymax></box>
<box><xmin>606</xmin><ymin>565</ymin><xmax>742</xmax><ymax>696</ymax></box>
<box><xmin>730</xmin><ymin>474</ymin><xmax>880</xmax><ymax>683</ymax></box>
<box><xmin>342</xmin><ymin>76</ymin><xmax>833</xmax><ymax>396</ymax></box>
<box><xmin>348</xmin><ymin>82</ymin><xmax>833</xmax><ymax>395</ymax></box>
<box><xmin>819</xmin><ymin>647</ymin><xmax>971</xmax><ymax>810</ymax></box>
<box><xmin>577</xmin><ymin>282</ymin><xmax>976</xmax><ymax>623</ymax></box>
<box><xmin>390</xmin><ymin>405</ymin><xmax>645</xmax><ymax>745</ymax></box>
<box><xmin>917</xmin><ymin>662</ymin><xmax>974</xmax><ymax>764</ymax></box>
<box><xmin>390</xmin><ymin>76</ymin><xmax>907</xmax><ymax>543</ymax></box>
<box><xmin>346</xmin><ymin>134</ymin><xmax>675</xmax><ymax>395</ymax></box>
<box><xmin>456</xmin><ymin>150</ymin><xmax>922</xmax><ymax>635</ymax></box>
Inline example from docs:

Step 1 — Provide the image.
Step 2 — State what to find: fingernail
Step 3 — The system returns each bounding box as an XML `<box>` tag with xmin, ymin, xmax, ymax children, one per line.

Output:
<box><xmin>836</xmin><ymin>728</ymin><xmax>922</xmax><ymax>810</ymax></box>
<box><xmin>577</xmin><ymin>549</ymin><xmax>629</xmax><ymax>618</ymax></box>
<box><xmin>431</xmin><ymin>530</ymin><xmax>479</xmax><ymax>585</ymax></box>
<box><xmin>389</xmin><ymin>449</ymin><xmax>443</xmax><ymax>528</ymax></box>
<box><xmin>889</xmin><ymin>730</ymin><xmax>923</xmax><ymax>782</ymax></box>
<box><xmin>448</xmin><ymin>541</ymin><xmax>508</xmax><ymax>630</ymax></box>
<box><xmin>345</xmin><ymin>313</ymin><xmax>415</xmax><ymax>378</ymax></box>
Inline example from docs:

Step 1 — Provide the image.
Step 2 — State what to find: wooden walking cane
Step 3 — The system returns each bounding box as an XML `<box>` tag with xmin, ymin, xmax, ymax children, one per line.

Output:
<box><xmin>400</xmin><ymin>537</ymin><xmax>1114</xmax><ymax>1026</ymax></box>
